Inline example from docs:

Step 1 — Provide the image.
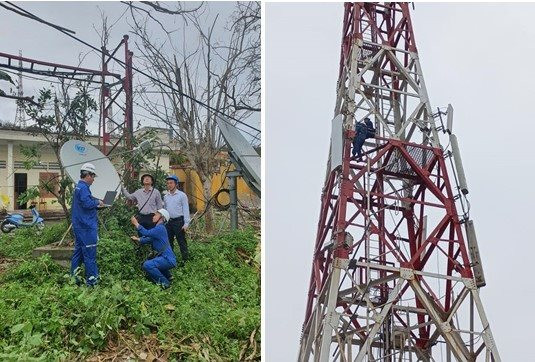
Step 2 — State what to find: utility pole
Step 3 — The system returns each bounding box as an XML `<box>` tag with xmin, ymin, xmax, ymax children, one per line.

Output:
<box><xmin>298</xmin><ymin>3</ymin><xmax>500</xmax><ymax>361</ymax></box>
<box><xmin>228</xmin><ymin>170</ymin><xmax>240</xmax><ymax>230</ymax></box>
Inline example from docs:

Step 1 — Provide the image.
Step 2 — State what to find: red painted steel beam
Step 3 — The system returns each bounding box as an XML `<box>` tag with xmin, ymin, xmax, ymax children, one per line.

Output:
<box><xmin>0</xmin><ymin>51</ymin><xmax>121</xmax><ymax>79</ymax></box>
<box><xmin>339</xmin><ymin>2</ymin><xmax>417</xmax><ymax>80</ymax></box>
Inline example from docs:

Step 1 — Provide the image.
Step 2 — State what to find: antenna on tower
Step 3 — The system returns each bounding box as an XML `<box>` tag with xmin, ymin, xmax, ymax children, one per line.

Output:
<box><xmin>14</xmin><ymin>50</ymin><xmax>26</xmax><ymax>128</ymax></box>
<box><xmin>107</xmin><ymin>102</ymin><xmax>115</xmax><ymax>136</ymax></box>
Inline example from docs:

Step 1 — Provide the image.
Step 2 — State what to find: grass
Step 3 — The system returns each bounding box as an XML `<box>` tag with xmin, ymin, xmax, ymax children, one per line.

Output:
<box><xmin>0</xmin><ymin>217</ymin><xmax>260</xmax><ymax>361</ymax></box>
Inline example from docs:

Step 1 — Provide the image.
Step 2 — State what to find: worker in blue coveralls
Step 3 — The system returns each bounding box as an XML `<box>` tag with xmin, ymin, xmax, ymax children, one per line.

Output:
<box><xmin>130</xmin><ymin>208</ymin><xmax>177</xmax><ymax>288</ymax></box>
<box><xmin>71</xmin><ymin>162</ymin><xmax>104</xmax><ymax>286</ymax></box>
<box><xmin>352</xmin><ymin>117</ymin><xmax>376</xmax><ymax>159</ymax></box>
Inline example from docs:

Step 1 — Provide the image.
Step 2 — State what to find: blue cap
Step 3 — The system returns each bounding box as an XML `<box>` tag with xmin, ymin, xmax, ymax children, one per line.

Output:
<box><xmin>166</xmin><ymin>174</ymin><xmax>179</xmax><ymax>184</ymax></box>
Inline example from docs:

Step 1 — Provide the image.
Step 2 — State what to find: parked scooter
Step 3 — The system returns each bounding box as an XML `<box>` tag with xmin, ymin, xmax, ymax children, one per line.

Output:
<box><xmin>1</xmin><ymin>205</ymin><xmax>45</xmax><ymax>233</ymax></box>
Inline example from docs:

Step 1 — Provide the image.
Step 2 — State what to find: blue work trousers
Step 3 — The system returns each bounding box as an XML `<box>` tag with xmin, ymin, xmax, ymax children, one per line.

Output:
<box><xmin>352</xmin><ymin>134</ymin><xmax>367</xmax><ymax>158</ymax></box>
<box><xmin>142</xmin><ymin>256</ymin><xmax>175</xmax><ymax>287</ymax></box>
<box><xmin>71</xmin><ymin>228</ymin><xmax>99</xmax><ymax>286</ymax></box>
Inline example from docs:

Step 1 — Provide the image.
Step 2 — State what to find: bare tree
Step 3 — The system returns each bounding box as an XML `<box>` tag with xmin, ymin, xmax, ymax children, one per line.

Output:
<box><xmin>21</xmin><ymin>81</ymin><xmax>97</xmax><ymax>218</ymax></box>
<box><xmin>126</xmin><ymin>1</ymin><xmax>260</xmax><ymax>233</ymax></box>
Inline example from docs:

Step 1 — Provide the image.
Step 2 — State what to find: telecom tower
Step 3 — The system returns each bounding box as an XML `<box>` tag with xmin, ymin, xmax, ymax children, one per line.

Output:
<box><xmin>14</xmin><ymin>50</ymin><xmax>26</xmax><ymax>127</ymax></box>
<box><xmin>299</xmin><ymin>3</ymin><xmax>500</xmax><ymax>362</ymax></box>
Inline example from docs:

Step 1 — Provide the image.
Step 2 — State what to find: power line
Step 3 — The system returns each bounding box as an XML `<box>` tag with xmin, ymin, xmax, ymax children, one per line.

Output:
<box><xmin>1</xmin><ymin>1</ymin><xmax>261</xmax><ymax>135</ymax></box>
<box><xmin>132</xmin><ymin>99</ymin><xmax>260</xmax><ymax>141</ymax></box>
<box><xmin>1</xmin><ymin>68</ymin><xmax>70</xmax><ymax>86</ymax></box>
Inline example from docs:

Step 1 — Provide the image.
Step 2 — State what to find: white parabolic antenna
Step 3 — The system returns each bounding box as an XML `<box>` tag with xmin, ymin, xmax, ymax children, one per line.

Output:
<box><xmin>59</xmin><ymin>140</ymin><xmax>121</xmax><ymax>200</ymax></box>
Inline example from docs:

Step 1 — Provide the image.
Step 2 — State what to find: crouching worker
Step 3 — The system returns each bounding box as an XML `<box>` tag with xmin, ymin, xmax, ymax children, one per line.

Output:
<box><xmin>130</xmin><ymin>209</ymin><xmax>176</xmax><ymax>288</ymax></box>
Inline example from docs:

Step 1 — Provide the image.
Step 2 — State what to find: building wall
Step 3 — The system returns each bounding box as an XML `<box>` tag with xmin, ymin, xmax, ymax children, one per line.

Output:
<box><xmin>0</xmin><ymin>142</ymin><xmax>71</xmax><ymax>210</ymax></box>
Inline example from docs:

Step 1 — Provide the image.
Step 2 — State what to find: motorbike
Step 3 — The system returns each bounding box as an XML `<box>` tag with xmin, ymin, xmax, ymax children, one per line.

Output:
<box><xmin>1</xmin><ymin>205</ymin><xmax>45</xmax><ymax>233</ymax></box>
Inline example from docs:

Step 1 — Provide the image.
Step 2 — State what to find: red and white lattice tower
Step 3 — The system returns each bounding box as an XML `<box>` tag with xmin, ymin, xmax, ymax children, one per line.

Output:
<box><xmin>298</xmin><ymin>3</ymin><xmax>500</xmax><ymax>361</ymax></box>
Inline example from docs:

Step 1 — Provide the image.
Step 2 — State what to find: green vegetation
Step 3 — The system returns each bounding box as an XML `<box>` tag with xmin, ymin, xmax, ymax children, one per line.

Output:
<box><xmin>0</xmin><ymin>218</ymin><xmax>260</xmax><ymax>361</ymax></box>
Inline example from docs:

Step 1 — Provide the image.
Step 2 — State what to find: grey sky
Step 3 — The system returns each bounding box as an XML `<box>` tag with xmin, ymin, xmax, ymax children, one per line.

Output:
<box><xmin>266</xmin><ymin>2</ymin><xmax>535</xmax><ymax>361</ymax></box>
<box><xmin>0</xmin><ymin>1</ymin><xmax>259</xmax><ymax>138</ymax></box>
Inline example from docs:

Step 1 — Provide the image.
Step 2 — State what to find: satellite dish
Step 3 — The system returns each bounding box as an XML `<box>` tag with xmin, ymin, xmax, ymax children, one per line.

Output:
<box><xmin>59</xmin><ymin>140</ymin><xmax>121</xmax><ymax>200</ymax></box>
<box><xmin>215</xmin><ymin>116</ymin><xmax>260</xmax><ymax>196</ymax></box>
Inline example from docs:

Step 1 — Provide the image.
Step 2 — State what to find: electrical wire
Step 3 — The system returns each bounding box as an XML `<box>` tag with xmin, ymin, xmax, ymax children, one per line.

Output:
<box><xmin>1</xmin><ymin>1</ymin><xmax>261</xmax><ymax>135</ymax></box>
<box><xmin>1</xmin><ymin>68</ymin><xmax>66</xmax><ymax>86</ymax></box>
<box><xmin>132</xmin><ymin>99</ymin><xmax>260</xmax><ymax>142</ymax></box>
<box><xmin>7</xmin><ymin>68</ymin><xmax>103</xmax><ymax>94</ymax></box>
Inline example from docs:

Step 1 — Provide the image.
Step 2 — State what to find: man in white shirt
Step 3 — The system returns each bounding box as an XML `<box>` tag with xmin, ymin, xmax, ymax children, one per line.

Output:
<box><xmin>163</xmin><ymin>175</ymin><xmax>191</xmax><ymax>264</ymax></box>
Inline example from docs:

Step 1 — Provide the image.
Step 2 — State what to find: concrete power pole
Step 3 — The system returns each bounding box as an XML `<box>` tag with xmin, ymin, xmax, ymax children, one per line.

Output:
<box><xmin>298</xmin><ymin>3</ymin><xmax>500</xmax><ymax>361</ymax></box>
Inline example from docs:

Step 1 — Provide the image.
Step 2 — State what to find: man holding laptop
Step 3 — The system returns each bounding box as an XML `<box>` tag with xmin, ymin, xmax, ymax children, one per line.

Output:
<box><xmin>122</xmin><ymin>173</ymin><xmax>164</xmax><ymax>229</ymax></box>
<box><xmin>71</xmin><ymin>163</ymin><xmax>103</xmax><ymax>286</ymax></box>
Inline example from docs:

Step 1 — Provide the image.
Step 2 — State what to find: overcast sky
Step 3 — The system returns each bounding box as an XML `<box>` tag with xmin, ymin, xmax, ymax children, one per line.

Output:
<box><xmin>266</xmin><ymin>2</ymin><xmax>535</xmax><ymax>360</ymax></box>
<box><xmin>0</xmin><ymin>1</ymin><xmax>259</xmax><ymax>139</ymax></box>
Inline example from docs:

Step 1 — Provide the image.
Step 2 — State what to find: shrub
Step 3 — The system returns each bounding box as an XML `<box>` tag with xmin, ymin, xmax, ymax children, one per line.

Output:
<box><xmin>0</xmin><ymin>219</ymin><xmax>260</xmax><ymax>360</ymax></box>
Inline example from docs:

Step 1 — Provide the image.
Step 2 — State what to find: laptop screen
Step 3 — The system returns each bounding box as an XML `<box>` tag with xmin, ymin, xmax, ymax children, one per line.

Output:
<box><xmin>102</xmin><ymin>191</ymin><xmax>117</xmax><ymax>205</ymax></box>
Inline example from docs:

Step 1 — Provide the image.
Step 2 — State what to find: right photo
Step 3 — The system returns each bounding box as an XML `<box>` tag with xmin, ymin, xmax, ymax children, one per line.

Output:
<box><xmin>266</xmin><ymin>3</ymin><xmax>534</xmax><ymax>361</ymax></box>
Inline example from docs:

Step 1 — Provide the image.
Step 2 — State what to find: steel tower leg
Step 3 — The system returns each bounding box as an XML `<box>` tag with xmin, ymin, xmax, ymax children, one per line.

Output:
<box><xmin>318</xmin><ymin>259</ymin><xmax>346</xmax><ymax>361</ymax></box>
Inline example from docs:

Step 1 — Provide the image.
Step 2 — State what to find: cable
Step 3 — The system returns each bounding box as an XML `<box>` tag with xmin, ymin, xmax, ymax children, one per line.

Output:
<box><xmin>1</xmin><ymin>68</ymin><xmax>103</xmax><ymax>95</ymax></box>
<box><xmin>1</xmin><ymin>68</ymin><xmax>65</xmax><ymax>85</ymax></box>
<box><xmin>132</xmin><ymin>99</ymin><xmax>260</xmax><ymax>142</ymax></box>
<box><xmin>1</xmin><ymin>1</ymin><xmax>261</xmax><ymax>135</ymax></box>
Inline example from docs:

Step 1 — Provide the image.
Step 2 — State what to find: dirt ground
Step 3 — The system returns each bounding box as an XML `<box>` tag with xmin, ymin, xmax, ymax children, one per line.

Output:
<box><xmin>0</xmin><ymin>257</ymin><xmax>16</xmax><ymax>274</ymax></box>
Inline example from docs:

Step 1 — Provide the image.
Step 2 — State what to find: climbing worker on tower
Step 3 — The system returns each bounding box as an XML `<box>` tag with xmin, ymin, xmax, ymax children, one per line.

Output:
<box><xmin>130</xmin><ymin>208</ymin><xmax>177</xmax><ymax>288</ymax></box>
<box><xmin>121</xmin><ymin>173</ymin><xmax>163</xmax><ymax>230</ymax></box>
<box><xmin>71</xmin><ymin>163</ymin><xmax>103</xmax><ymax>286</ymax></box>
<box><xmin>163</xmin><ymin>175</ymin><xmax>191</xmax><ymax>264</ymax></box>
<box><xmin>352</xmin><ymin>117</ymin><xmax>376</xmax><ymax>160</ymax></box>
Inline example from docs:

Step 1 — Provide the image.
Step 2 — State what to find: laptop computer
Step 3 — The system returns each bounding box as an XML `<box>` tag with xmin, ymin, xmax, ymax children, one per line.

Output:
<box><xmin>99</xmin><ymin>191</ymin><xmax>117</xmax><ymax>207</ymax></box>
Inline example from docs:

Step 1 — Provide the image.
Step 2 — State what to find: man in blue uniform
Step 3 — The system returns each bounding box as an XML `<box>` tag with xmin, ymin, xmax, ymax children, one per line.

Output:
<box><xmin>130</xmin><ymin>208</ymin><xmax>177</xmax><ymax>288</ymax></box>
<box><xmin>352</xmin><ymin>117</ymin><xmax>376</xmax><ymax>159</ymax></box>
<box><xmin>71</xmin><ymin>163</ymin><xmax>103</xmax><ymax>286</ymax></box>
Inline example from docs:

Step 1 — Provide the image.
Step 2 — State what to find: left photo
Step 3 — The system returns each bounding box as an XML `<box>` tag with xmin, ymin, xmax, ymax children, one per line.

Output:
<box><xmin>0</xmin><ymin>1</ymin><xmax>260</xmax><ymax>360</ymax></box>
